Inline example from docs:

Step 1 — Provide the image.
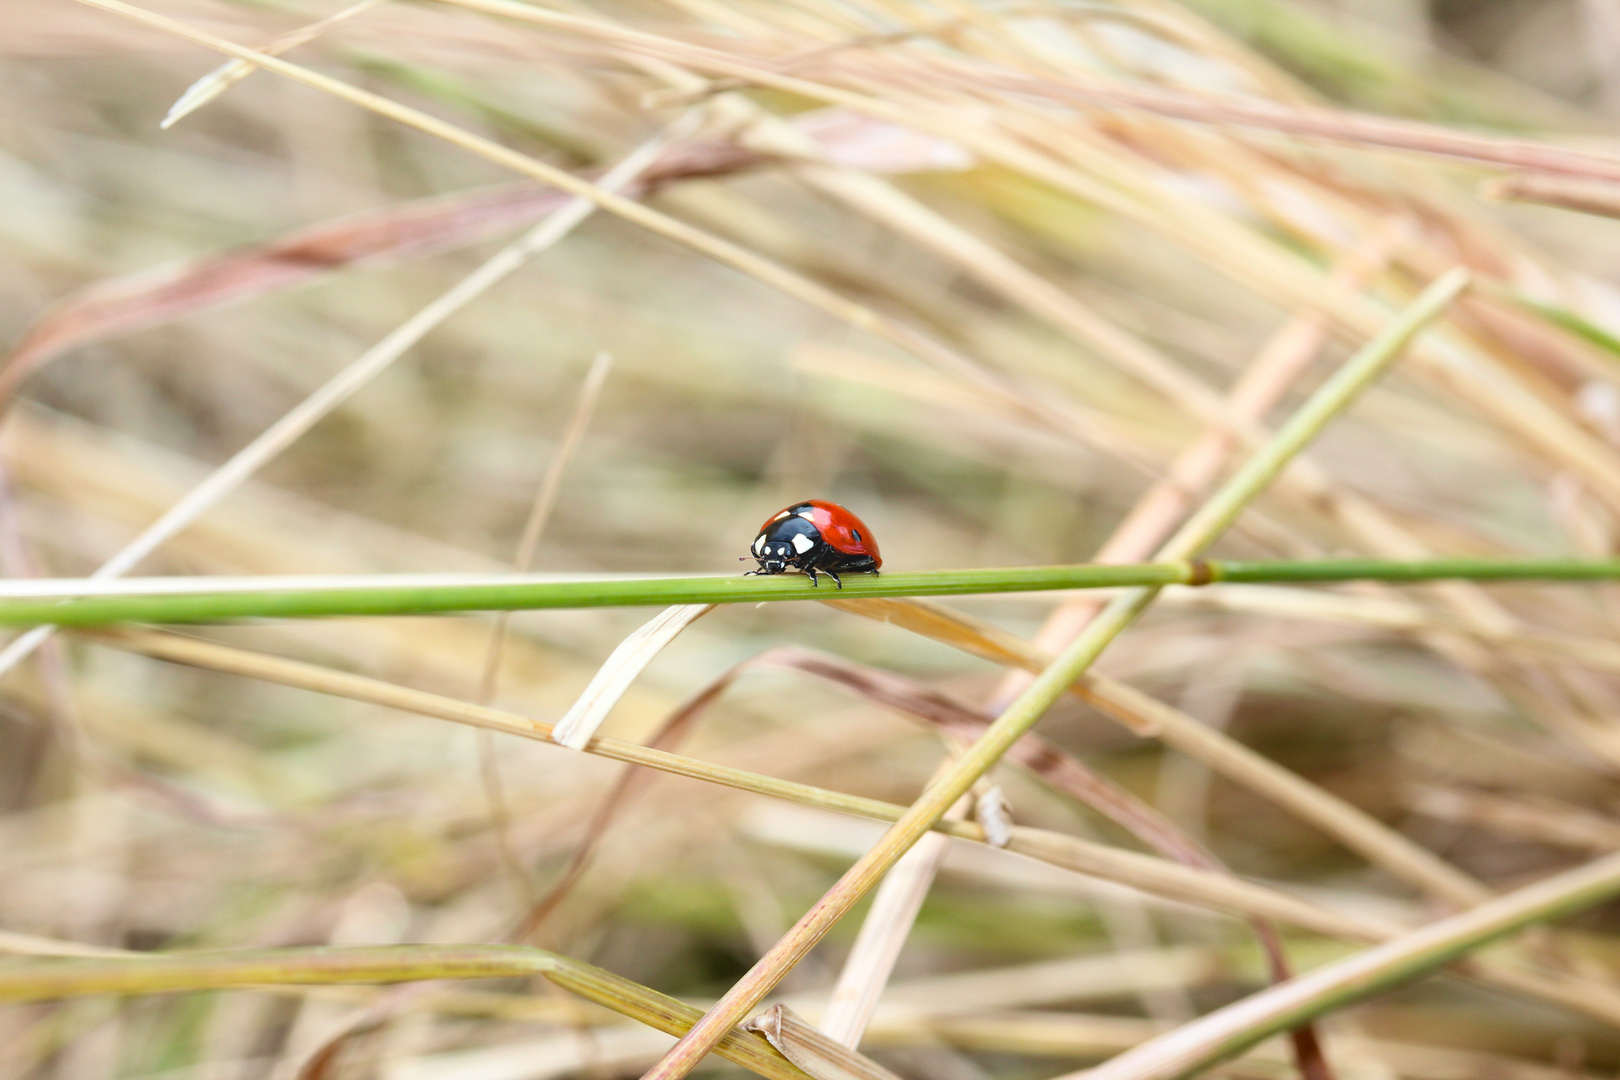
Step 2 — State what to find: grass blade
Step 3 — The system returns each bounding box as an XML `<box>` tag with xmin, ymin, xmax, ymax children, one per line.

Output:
<box><xmin>12</xmin><ymin>553</ymin><xmax>1620</xmax><ymax>625</ymax></box>
<box><xmin>1069</xmin><ymin>850</ymin><xmax>1620</xmax><ymax>1080</ymax></box>
<box><xmin>551</xmin><ymin>603</ymin><xmax>716</xmax><ymax>749</ymax></box>
<box><xmin>0</xmin><ymin>945</ymin><xmax>813</xmax><ymax>1080</ymax></box>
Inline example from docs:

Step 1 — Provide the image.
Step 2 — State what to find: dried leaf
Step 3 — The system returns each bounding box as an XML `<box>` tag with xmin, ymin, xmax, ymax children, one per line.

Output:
<box><xmin>0</xmin><ymin>181</ymin><xmax>567</xmax><ymax>406</ymax></box>
<box><xmin>551</xmin><ymin>604</ymin><xmax>716</xmax><ymax>749</ymax></box>
<box><xmin>0</xmin><ymin>106</ymin><xmax>960</xmax><ymax>407</ymax></box>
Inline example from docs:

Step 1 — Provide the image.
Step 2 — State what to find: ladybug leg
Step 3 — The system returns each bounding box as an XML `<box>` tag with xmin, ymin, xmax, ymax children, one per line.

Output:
<box><xmin>805</xmin><ymin>551</ymin><xmax>844</xmax><ymax>588</ymax></box>
<box><xmin>803</xmin><ymin>564</ymin><xmax>820</xmax><ymax>587</ymax></box>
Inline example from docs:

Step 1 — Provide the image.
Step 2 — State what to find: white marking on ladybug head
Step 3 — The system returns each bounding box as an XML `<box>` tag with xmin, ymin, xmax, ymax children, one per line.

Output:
<box><xmin>752</xmin><ymin>535</ymin><xmax>766</xmax><ymax>556</ymax></box>
<box><xmin>791</xmin><ymin>533</ymin><xmax>815</xmax><ymax>554</ymax></box>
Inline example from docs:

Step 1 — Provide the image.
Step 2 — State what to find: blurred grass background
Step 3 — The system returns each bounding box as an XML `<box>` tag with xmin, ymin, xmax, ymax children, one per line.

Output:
<box><xmin>8</xmin><ymin>1</ymin><xmax>1620</xmax><ymax>1078</ymax></box>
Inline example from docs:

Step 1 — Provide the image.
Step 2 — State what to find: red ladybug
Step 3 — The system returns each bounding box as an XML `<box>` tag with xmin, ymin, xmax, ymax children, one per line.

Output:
<box><xmin>745</xmin><ymin>500</ymin><xmax>882</xmax><ymax>588</ymax></box>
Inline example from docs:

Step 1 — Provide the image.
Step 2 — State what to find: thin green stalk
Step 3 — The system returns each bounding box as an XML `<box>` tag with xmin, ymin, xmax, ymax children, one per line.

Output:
<box><xmin>0</xmin><ymin>944</ymin><xmax>811</xmax><ymax>1080</ymax></box>
<box><xmin>1213</xmin><ymin>557</ymin><xmax>1620</xmax><ymax>584</ymax></box>
<box><xmin>638</xmin><ymin>271</ymin><xmax>1470</xmax><ymax>1080</ymax></box>
<box><xmin>6</xmin><ymin>554</ymin><xmax>1620</xmax><ymax>625</ymax></box>
<box><xmin>1067</xmin><ymin>849</ymin><xmax>1620</xmax><ymax>1080</ymax></box>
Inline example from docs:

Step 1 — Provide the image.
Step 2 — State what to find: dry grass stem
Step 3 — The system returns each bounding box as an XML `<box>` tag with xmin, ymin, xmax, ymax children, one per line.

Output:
<box><xmin>1072</xmin><ymin>851</ymin><xmax>1620</xmax><ymax>1080</ymax></box>
<box><xmin>817</xmin><ymin>774</ymin><xmax>967</xmax><ymax>1049</ymax></box>
<box><xmin>160</xmin><ymin>0</ymin><xmax>391</xmax><ymax>130</ymax></box>
<box><xmin>475</xmin><ymin>351</ymin><xmax>613</xmax><ymax>899</ymax></box>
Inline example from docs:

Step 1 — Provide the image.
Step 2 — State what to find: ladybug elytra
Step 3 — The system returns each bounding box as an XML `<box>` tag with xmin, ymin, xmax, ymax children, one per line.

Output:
<box><xmin>745</xmin><ymin>500</ymin><xmax>882</xmax><ymax>588</ymax></box>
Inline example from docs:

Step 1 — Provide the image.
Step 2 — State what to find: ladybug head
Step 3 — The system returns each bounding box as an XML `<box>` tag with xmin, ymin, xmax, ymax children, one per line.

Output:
<box><xmin>750</xmin><ymin>536</ymin><xmax>795</xmax><ymax>574</ymax></box>
<box><xmin>751</xmin><ymin>544</ymin><xmax>790</xmax><ymax>569</ymax></box>
<box><xmin>749</xmin><ymin>515</ymin><xmax>819</xmax><ymax>575</ymax></box>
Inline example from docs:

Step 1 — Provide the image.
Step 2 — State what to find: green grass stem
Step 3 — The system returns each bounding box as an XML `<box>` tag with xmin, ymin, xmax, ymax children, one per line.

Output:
<box><xmin>1</xmin><ymin>555</ymin><xmax>1616</xmax><ymax>625</ymax></box>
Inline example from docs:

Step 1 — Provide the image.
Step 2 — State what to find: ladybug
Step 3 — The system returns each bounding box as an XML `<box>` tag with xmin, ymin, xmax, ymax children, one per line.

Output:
<box><xmin>745</xmin><ymin>500</ymin><xmax>882</xmax><ymax>588</ymax></box>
